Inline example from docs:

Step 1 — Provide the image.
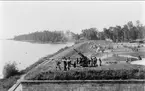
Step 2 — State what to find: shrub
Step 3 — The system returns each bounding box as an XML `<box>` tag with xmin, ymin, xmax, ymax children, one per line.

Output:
<box><xmin>0</xmin><ymin>75</ymin><xmax>20</xmax><ymax>91</ymax></box>
<box><xmin>3</xmin><ymin>62</ymin><xmax>20</xmax><ymax>78</ymax></box>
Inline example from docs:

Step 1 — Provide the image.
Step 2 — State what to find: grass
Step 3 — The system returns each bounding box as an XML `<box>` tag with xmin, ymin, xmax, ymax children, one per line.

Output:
<box><xmin>25</xmin><ymin>64</ymin><xmax>145</xmax><ymax>80</ymax></box>
<box><xmin>25</xmin><ymin>65</ymin><xmax>145</xmax><ymax>80</ymax></box>
<box><xmin>22</xmin><ymin>46</ymin><xmax>69</xmax><ymax>73</ymax></box>
<box><xmin>0</xmin><ymin>75</ymin><xmax>20</xmax><ymax>91</ymax></box>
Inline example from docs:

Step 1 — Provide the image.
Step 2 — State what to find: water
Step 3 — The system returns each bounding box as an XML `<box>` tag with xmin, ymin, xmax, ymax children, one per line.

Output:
<box><xmin>0</xmin><ymin>40</ymin><xmax>74</xmax><ymax>78</ymax></box>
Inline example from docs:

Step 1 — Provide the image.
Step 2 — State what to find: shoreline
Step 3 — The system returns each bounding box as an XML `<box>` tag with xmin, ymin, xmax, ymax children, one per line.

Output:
<box><xmin>9</xmin><ymin>39</ymin><xmax>71</xmax><ymax>44</ymax></box>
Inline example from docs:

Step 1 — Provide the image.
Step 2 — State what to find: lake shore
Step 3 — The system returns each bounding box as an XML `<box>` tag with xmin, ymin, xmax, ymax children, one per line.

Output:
<box><xmin>10</xmin><ymin>39</ymin><xmax>70</xmax><ymax>44</ymax></box>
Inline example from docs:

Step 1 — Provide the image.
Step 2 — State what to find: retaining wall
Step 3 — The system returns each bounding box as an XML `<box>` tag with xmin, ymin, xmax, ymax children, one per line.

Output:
<box><xmin>14</xmin><ymin>80</ymin><xmax>145</xmax><ymax>91</ymax></box>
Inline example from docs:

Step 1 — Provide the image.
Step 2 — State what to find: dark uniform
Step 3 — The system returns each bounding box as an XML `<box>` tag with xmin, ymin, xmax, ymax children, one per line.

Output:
<box><xmin>76</xmin><ymin>58</ymin><xmax>79</xmax><ymax>64</ymax></box>
<box><xmin>99</xmin><ymin>58</ymin><xmax>102</xmax><ymax>66</ymax></box>
<box><xmin>94</xmin><ymin>57</ymin><xmax>97</xmax><ymax>67</ymax></box>
<box><xmin>67</xmin><ymin>57</ymin><xmax>71</xmax><ymax>70</ymax></box>
<box><xmin>138</xmin><ymin>56</ymin><xmax>142</xmax><ymax>60</ymax></box>
<box><xmin>91</xmin><ymin>57</ymin><xmax>94</xmax><ymax>67</ymax></box>
<box><xmin>56</xmin><ymin>60</ymin><xmax>61</xmax><ymax>70</ymax></box>
<box><xmin>63</xmin><ymin>57</ymin><xmax>67</xmax><ymax>71</ymax></box>
<box><xmin>73</xmin><ymin>61</ymin><xmax>76</xmax><ymax>68</ymax></box>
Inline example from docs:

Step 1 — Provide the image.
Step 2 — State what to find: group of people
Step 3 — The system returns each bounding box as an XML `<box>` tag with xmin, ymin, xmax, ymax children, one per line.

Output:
<box><xmin>56</xmin><ymin>57</ymin><xmax>77</xmax><ymax>71</ymax></box>
<box><xmin>89</xmin><ymin>57</ymin><xmax>102</xmax><ymax>67</ymax></box>
<box><xmin>62</xmin><ymin>57</ymin><xmax>75</xmax><ymax>71</ymax></box>
<box><xmin>56</xmin><ymin>56</ymin><xmax>102</xmax><ymax>71</ymax></box>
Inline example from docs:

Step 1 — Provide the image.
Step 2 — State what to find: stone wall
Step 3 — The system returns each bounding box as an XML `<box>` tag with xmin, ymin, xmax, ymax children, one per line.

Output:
<box><xmin>15</xmin><ymin>80</ymin><xmax>145</xmax><ymax>91</ymax></box>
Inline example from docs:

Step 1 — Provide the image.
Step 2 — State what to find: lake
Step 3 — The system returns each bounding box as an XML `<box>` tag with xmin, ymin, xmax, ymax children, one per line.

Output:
<box><xmin>0</xmin><ymin>40</ymin><xmax>74</xmax><ymax>78</ymax></box>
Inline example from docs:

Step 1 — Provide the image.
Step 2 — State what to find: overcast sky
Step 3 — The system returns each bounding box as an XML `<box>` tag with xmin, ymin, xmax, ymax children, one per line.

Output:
<box><xmin>0</xmin><ymin>1</ymin><xmax>145</xmax><ymax>39</ymax></box>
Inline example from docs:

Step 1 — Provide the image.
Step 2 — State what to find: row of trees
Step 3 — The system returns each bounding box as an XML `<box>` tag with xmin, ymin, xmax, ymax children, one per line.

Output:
<box><xmin>14</xmin><ymin>20</ymin><xmax>145</xmax><ymax>43</ymax></box>
<box><xmin>103</xmin><ymin>21</ymin><xmax>145</xmax><ymax>42</ymax></box>
<box><xmin>77</xmin><ymin>20</ymin><xmax>145</xmax><ymax>42</ymax></box>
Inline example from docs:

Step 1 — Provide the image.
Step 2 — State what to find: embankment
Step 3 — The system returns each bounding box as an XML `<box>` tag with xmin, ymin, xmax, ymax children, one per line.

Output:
<box><xmin>14</xmin><ymin>80</ymin><xmax>145</xmax><ymax>91</ymax></box>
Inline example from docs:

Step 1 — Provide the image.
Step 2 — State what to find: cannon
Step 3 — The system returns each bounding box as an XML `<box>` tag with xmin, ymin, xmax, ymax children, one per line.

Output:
<box><xmin>73</xmin><ymin>49</ymin><xmax>90</xmax><ymax>67</ymax></box>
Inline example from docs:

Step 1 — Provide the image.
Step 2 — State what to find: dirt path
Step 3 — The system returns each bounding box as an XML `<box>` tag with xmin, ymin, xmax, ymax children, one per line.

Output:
<box><xmin>131</xmin><ymin>58</ymin><xmax>145</xmax><ymax>65</ymax></box>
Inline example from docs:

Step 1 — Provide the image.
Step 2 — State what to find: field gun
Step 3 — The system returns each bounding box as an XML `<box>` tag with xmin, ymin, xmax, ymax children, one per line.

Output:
<box><xmin>73</xmin><ymin>49</ymin><xmax>90</xmax><ymax>67</ymax></box>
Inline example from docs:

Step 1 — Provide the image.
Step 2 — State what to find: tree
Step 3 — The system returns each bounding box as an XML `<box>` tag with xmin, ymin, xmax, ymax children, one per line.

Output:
<box><xmin>98</xmin><ymin>32</ymin><xmax>105</xmax><ymax>40</ymax></box>
<box><xmin>103</xmin><ymin>28</ymin><xmax>109</xmax><ymax>39</ymax></box>
<box><xmin>136</xmin><ymin>20</ymin><xmax>144</xmax><ymax>39</ymax></box>
<box><xmin>81</xmin><ymin>28</ymin><xmax>99</xmax><ymax>40</ymax></box>
<box><xmin>3</xmin><ymin>62</ymin><xmax>20</xmax><ymax>78</ymax></box>
<box><xmin>127</xmin><ymin>21</ymin><xmax>134</xmax><ymax>30</ymax></box>
<box><xmin>122</xmin><ymin>25</ymin><xmax>130</xmax><ymax>41</ymax></box>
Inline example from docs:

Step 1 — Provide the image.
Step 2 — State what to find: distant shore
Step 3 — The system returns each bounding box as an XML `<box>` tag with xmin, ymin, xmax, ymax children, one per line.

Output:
<box><xmin>10</xmin><ymin>39</ymin><xmax>70</xmax><ymax>44</ymax></box>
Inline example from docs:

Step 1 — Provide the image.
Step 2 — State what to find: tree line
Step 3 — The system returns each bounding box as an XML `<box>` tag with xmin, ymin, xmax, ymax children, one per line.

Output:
<box><xmin>14</xmin><ymin>31</ymin><xmax>74</xmax><ymax>43</ymax></box>
<box><xmin>14</xmin><ymin>20</ymin><xmax>145</xmax><ymax>43</ymax></box>
<box><xmin>102</xmin><ymin>20</ymin><xmax>145</xmax><ymax>42</ymax></box>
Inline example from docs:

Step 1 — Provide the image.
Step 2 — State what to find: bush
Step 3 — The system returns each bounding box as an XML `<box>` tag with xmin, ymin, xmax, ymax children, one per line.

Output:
<box><xmin>3</xmin><ymin>62</ymin><xmax>20</xmax><ymax>78</ymax></box>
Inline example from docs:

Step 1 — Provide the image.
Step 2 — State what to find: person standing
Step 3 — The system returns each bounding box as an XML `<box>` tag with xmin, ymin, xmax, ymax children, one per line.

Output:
<box><xmin>126</xmin><ymin>57</ymin><xmax>129</xmax><ymax>63</ymax></box>
<box><xmin>73</xmin><ymin>61</ymin><xmax>76</xmax><ymax>68</ymax></box>
<box><xmin>99</xmin><ymin>58</ymin><xmax>102</xmax><ymax>66</ymax></box>
<box><xmin>56</xmin><ymin>59</ymin><xmax>61</xmax><ymax>70</ymax></box>
<box><xmin>76</xmin><ymin>58</ymin><xmax>79</xmax><ymax>64</ymax></box>
<box><xmin>79</xmin><ymin>57</ymin><xmax>83</xmax><ymax>66</ymax></box>
<box><xmin>91</xmin><ymin>57</ymin><xmax>94</xmax><ymax>67</ymax></box>
<box><xmin>138</xmin><ymin>56</ymin><xmax>142</xmax><ymax>60</ymax></box>
<box><xmin>88</xmin><ymin>59</ymin><xmax>91</xmax><ymax>67</ymax></box>
<box><xmin>67</xmin><ymin>57</ymin><xmax>71</xmax><ymax>70</ymax></box>
<box><xmin>94</xmin><ymin>57</ymin><xmax>98</xmax><ymax>67</ymax></box>
<box><xmin>62</xmin><ymin>57</ymin><xmax>67</xmax><ymax>71</ymax></box>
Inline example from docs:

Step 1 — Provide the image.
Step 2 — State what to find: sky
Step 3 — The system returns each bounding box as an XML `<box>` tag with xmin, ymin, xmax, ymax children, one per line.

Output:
<box><xmin>0</xmin><ymin>1</ymin><xmax>145</xmax><ymax>39</ymax></box>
